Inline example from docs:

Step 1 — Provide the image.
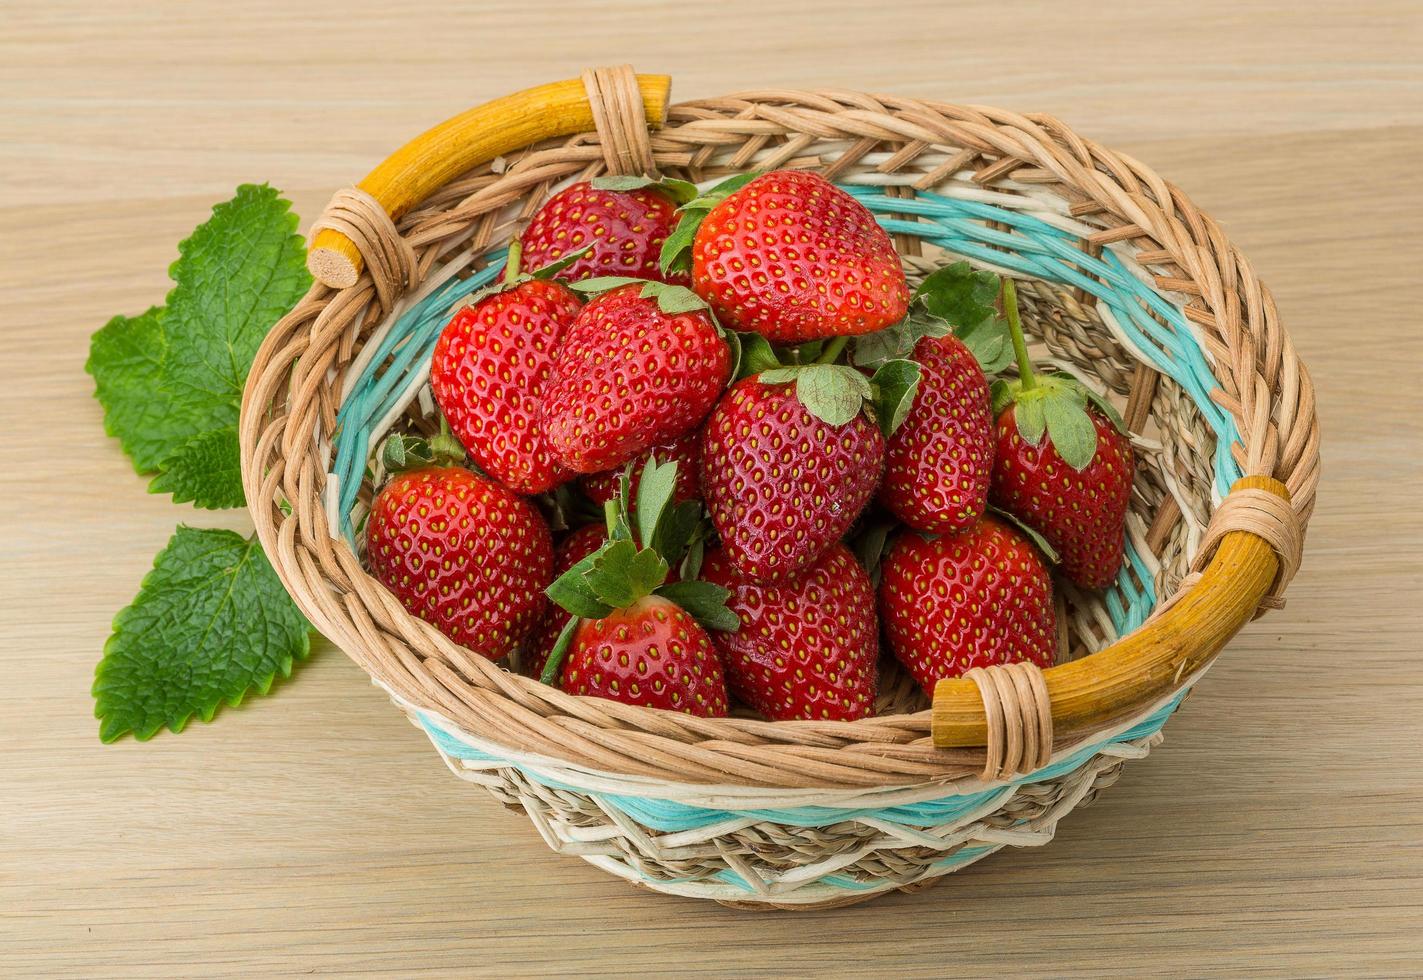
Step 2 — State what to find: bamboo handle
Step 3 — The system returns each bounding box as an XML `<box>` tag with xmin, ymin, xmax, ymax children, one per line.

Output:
<box><xmin>931</xmin><ymin>475</ymin><xmax>1291</xmax><ymax>747</ymax></box>
<box><xmin>307</xmin><ymin>73</ymin><xmax>672</xmax><ymax>288</ymax></box>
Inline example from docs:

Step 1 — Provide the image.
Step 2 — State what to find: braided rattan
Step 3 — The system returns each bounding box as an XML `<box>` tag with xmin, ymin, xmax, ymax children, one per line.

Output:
<box><xmin>239</xmin><ymin>69</ymin><xmax>1317</xmax><ymax>907</ymax></box>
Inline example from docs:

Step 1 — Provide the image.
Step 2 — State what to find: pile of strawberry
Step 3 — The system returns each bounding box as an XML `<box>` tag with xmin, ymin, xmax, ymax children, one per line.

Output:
<box><xmin>365</xmin><ymin>170</ymin><xmax>1135</xmax><ymax>722</ymax></box>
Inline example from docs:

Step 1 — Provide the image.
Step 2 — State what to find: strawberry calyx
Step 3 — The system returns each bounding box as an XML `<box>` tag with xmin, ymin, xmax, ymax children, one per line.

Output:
<box><xmin>540</xmin><ymin>456</ymin><xmax>737</xmax><ymax>685</ymax></box>
<box><xmin>658</xmin><ymin>171</ymin><xmax>763</xmax><ymax>278</ymax></box>
<box><xmin>991</xmin><ymin>277</ymin><xmax>1128</xmax><ymax>472</ymax></box>
<box><xmin>755</xmin><ymin>356</ymin><xmax>920</xmax><ymax>438</ymax></box>
<box><xmin>589</xmin><ymin>174</ymin><xmax>701</xmax><ymax>206</ymax></box>
<box><xmin>853</xmin><ymin>261</ymin><xmax>1014</xmax><ymax>376</ymax></box>
<box><xmin>565</xmin><ymin>275</ymin><xmax>709</xmax><ymax>314</ymax></box>
<box><xmin>378</xmin><ymin>416</ymin><xmax>467</xmax><ymax>475</ymax></box>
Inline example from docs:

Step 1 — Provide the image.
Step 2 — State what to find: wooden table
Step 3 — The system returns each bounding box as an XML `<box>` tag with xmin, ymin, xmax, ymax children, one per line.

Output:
<box><xmin>3</xmin><ymin>3</ymin><xmax>1420</xmax><ymax>976</ymax></box>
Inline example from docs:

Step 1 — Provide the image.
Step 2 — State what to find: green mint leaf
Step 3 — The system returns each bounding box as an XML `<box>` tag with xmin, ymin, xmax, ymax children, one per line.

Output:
<box><xmin>913</xmin><ymin>261</ymin><xmax>1000</xmax><ymax>327</ymax></box>
<box><xmin>92</xmin><ymin>526</ymin><xmax>311</xmax><ymax>742</ymax></box>
<box><xmin>869</xmin><ymin>359</ymin><xmax>922</xmax><ymax>438</ymax></box>
<box><xmin>530</xmin><ymin>247</ymin><xmax>593</xmax><ymax>280</ymax></box>
<box><xmin>86</xmin><ymin>185</ymin><xmax>311</xmax><ymax>507</ymax></box>
<box><xmin>639</xmin><ymin>281</ymin><xmax>708</xmax><ymax>314</ymax></box>
<box><xmin>654</xmin><ymin>580</ymin><xmax>740</xmax><ymax>633</ymax></box>
<box><xmin>1042</xmin><ymin>395</ymin><xmax>1098</xmax><ymax>470</ymax></box>
<box><xmin>147</xmin><ymin>427</ymin><xmax>244</xmax><ymax>509</ymax></box>
<box><xmin>162</xmin><ymin>185</ymin><xmax>310</xmax><ymax>432</ymax></box>
<box><xmin>794</xmin><ymin>365</ymin><xmax>872</xmax><ymax>427</ymax></box>
<box><xmin>538</xmin><ymin>614</ymin><xmax>579</xmax><ymax>686</ymax></box>
<box><xmin>736</xmin><ymin>332</ymin><xmax>782</xmax><ymax>379</ymax></box>
<box><xmin>583</xmin><ymin>539</ymin><xmax>668</xmax><ymax>608</ymax></box>
<box><xmin>634</xmin><ymin>456</ymin><xmax>680</xmax><ymax>550</ymax></box>
<box><xmin>546</xmin><ymin>546</ymin><xmax>616</xmax><ymax>620</ymax></box>
<box><xmin>86</xmin><ymin>306</ymin><xmax>179</xmax><ymax>473</ymax></box>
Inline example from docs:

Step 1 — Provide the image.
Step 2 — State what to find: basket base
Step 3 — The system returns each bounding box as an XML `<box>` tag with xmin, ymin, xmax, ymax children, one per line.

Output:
<box><xmin>713</xmin><ymin>876</ymin><xmax>943</xmax><ymax>912</ymax></box>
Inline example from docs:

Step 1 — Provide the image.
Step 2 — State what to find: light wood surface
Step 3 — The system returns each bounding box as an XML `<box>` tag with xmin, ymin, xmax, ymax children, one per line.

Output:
<box><xmin>3</xmin><ymin>2</ymin><xmax>1420</xmax><ymax>976</ymax></box>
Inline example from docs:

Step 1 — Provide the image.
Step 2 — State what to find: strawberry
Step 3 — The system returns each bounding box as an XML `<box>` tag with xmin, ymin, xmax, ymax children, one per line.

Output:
<box><xmin>430</xmin><ymin>270</ymin><xmax>581</xmax><ymax>494</ymax></box>
<box><xmin>539</xmin><ymin>456</ymin><xmax>736</xmax><ymax>717</ymax></box>
<box><xmin>520</xmin><ymin>179</ymin><xmax>692</xmax><ymax>285</ymax></box>
<box><xmin>701</xmin><ymin>543</ymin><xmax>878</xmax><ymax>721</ymax></box>
<box><xmin>879</xmin><ymin>517</ymin><xmax>1056</xmax><ymax>695</ymax></box>
<box><xmin>878</xmin><ymin>332</ymin><xmax>994</xmax><ymax>533</ymax></box>
<box><xmin>580</xmin><ymin>429</ymin><xmax>703</xmax><ymax>506</ymax></box>
<box><xmin>561</xmin><ymin>596</ymin><xmax>728</xmax><ymax>716</ymax></box>
<box><xmin>989</xmin><ymin>279</ymin><xmax>1135</xmax><ymax>589</ymax></box>
<box><xmin>542</xmin><ymin>283</ymin><xmax>730</xmax><ymax>474</ymax></box>
<box><xmin>685</xmin><ymin>170</ymin><xmax>909</xmax><ymax>344</ymax></box>
<box><xmin>522</xmin><ymin>524</ymin><xmax>607</xmax><ymax>680</ymax></box>
<box><xmin>366</xmin><ymin>466</ymin><xmax>553</xmax><ymax>659</ymax></box>
<box><xmin>700</xmin><ymin>373</ymin><xmax>885</xmax><ymax>583</ymax></box>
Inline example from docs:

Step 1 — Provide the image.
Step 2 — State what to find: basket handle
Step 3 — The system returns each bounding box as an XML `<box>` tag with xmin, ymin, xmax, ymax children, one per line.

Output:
<box><xmin>931</xmin><ymin>475</ymin><xmax>1299</xmax><ymax>749</ymax></box>
<box><xmin>306</xmin><ymin>68</ymin><xmax>671</xmax><ymax>289</ymax></box>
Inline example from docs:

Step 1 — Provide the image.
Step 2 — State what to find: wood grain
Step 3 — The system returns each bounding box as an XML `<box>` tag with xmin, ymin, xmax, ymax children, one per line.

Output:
<box><xmin>2</xmin><ymin>2</ymin><xmax>1420</xmax><ymax>976</ymax></box>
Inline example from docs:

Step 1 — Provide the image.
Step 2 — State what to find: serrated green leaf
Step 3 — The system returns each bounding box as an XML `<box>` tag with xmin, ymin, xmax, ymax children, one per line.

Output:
<box><xmin>851</xmin><ymin>321</ymin><xmax>910</xmax><ymax>369</ymax></box>
<box><xmin>869</xmin><ymin>359</ymin><xmax>921</xmax><ymax>438</ymax></box>
<box><xmin>736</xmin><ymin>332</ymin><xmax>782</xmax><ymax>379</ymax></box>
<box><xmin>92</xmin><ymin>526</ymin><xmax>311</xmax><ymax>742</ymax></box>
<box><xmin>87</xmin><ymin>185</ymin><xmax>311</xmax><ymax>505</ymax></box>
<box><xmin>957</xmin><ymin>314</ymin><xmax>1014</xmax><ymax>374</ymax></box>
<box><xmin>147</xmin><ymin>427</ymin><xmax>244</xmax><ymax>509</ymax></box>
<box><xmin>654</xmin><ymin>580</ymin><xmax>740</xmax><ymax>633</ymax></box>
<box><xmin>656</xmin><ymin>501</ymin><xmax>703</xmax><ymax>567</ymax></box>
<box><xmin>590</xmin><ymin>175</ymin><xmax>661</xmax><ymax>192</ymax></box>
<box><xmin>701</xmin><ymin>171</ymin><xmax>761</xmax><ymax>198</ymax></box>
<box><xmin>583</xmin><ymin>539</ymin><xmax>668</xmax><ymax>608</ymax></box>
<box><xmin>758</xmin><ymin>366</ymin><xmax>802</xmax><ymax>385</ymax></box>
<box><xmin>590</xmin><ymin>174</ymin><xmax>700</xmax><ymax>206</ymax></box>
<box><xmin>538</xmin><ymin>614</ymin><xmax>579</xmax><ymax>686</ymax></box>
<box><xmin>634</xmin><ymin>456</ymin><xmax>680</xmax><ymax>550</ymax></box>
<box><xmin>1042</xmin><ymin>396</ymin><xmax>1098</xmax><ymax>470</ymax></box>
<box><xmin>546</xmin><ymin>546</ymin><xmax>616</xmax><ymax>620</ymax></box>
<box><xmin>1015</xmin><ymin>398</ymin><xmax>1047</xmax><ymax>446</ymax></box>
<box><xmin>795</xmin><ymin>365</ymin><xmax>872</xmax><ymax>427</ymax></box>
<box><xmin>379</xmin><ymin>433</ymin><xmax>435</xmax><ymax>473</ymax></box>
<box><xmin>1080</xmin><ymin>382</ymin><xmax>1130</xmax><ymax>434</ymax></box>
<box><xmin>913</xmin><ymin>261</ymin><xmax>1000</xmax><ymax>327</ymax></box>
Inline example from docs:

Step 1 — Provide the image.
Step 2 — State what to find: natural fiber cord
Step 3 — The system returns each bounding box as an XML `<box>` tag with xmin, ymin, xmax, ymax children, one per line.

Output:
<box><xmin>239</xmin><ymin>73</ymin><xmax>1318</xmax><ymax>907</ymax></box>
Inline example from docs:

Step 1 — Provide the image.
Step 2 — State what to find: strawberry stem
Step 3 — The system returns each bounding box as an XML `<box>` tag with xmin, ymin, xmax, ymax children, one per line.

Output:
<box><xmin>814</xmin><ymin>336</ymin><xmax>849</xmax><ymax>365</ymax></box>
<box><xmin>429</xmin><ymin>415</ymin><xmax>466</xmax><ymax>464</ymax></box>
<box><xmin>503</xmin><ymin>240</ymin><xmax>523</xmax><ymax>284</ymax></box>
<box><xmin>1002</xmin><ymin>277</ymin><xmax>1036</xmax><ymax>391</ymax></box>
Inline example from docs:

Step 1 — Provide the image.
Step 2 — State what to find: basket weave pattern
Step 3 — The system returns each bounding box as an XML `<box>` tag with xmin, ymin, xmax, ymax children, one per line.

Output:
<box><xmin>241</xmin><ymin>75</ymin><xmax>1317</xmax><ymax>907</ymax></box>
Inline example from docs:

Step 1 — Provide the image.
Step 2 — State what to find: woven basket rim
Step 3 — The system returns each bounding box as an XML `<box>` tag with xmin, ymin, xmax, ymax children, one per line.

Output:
<box><xmin>239</xmin><ymin>75</ymin><xmax>1319</xmax><ymax>791</ymax></box>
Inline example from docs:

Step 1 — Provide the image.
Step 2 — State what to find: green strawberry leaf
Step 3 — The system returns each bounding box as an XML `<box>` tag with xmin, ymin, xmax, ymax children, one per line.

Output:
<box><xmin>583</xmin><ymin>539</ymin><xmax>669</xmax><ymax>608</ymax></box>
<box><xmin>735</xmin><ymin>332</ymin><xmax>782</xmax><ymax>380</ymax></box>
<box><xmin>147</xmin><ymin>427</ymin><xmax>244</xmax><ymax>509</ymax></box>
<box><xmin>546</xmin><ymin>546</ymin><xmax>616</xmax><ymax>620</ymax></box>
<box><xmin>1078</xmin><ymin>380</ymin><xmax>1131</xmax><ymax>435</ymax></box>
<box><xmin>590</xmin><ymin>174</ymin><xmax>701</xmax><ymax>206</ymax></box>
<box><xmin>654</xmin><ymin>580</ymin><xmax>740</xmax><ymax>633</ymax></box>
<box><xmin>640</xmin><ymin>281</ymin><xmax>708</xmax><ymax>315</ymax></box>
<box><xmin>794</xmin><ymin>365</ymin><xmax>873</xmax><ymax>427</ymax></box>
<box><xmin>659</xmin><ymin>171</ymin><xmax>763</xmax><ymax>276</ymax></box>
<box><xmin>679</xmin><ymin>527</ymin><xmax>707</xmax><ymax>582</ymax></box>
<box><xmin>566</xmin><ymin>275</ymin><xmax>648</xmax><ymax>295</ymax></box>
<box><xmin>86</xmin><ymin>184</ymin><xmax>311</xmax><ymax>507</ymax></box>
<box><xmin>956</xmin><ymin>314</ymin><xmax>1014</xmax><ymax>374</ymax></box>
<box><xmin>538</xmin><ymin>614</ymin><xmax>580</xmax><ymax>686</ymax></box>
<box><xmin>990</xmin><ymin>378</ymin><xmax>1014</xmax><ymax>417</ymax></box>
<box><xmin>988</xmin><ymin>506</ymin><xmax>1061</xmax><ymax>564</ymax></box>
<box><xmin>869</xmin><ymin>359</ymin><xmax>922</xmax><ymax>438</ymax></box>
<box><xmin>93</xmin><ymin>526</ymin><xmax>312</xmax><ymax>742</ymax></box>
<box><xmin>654</xmin><ymin>500</ymin><xmax>703</xmax><ymax>568</ymax></box>
<box><xmin>634</xmin><ymin>456</ymin><xmax>680</xmax><ymax>550</ymax></box>
<box><xmin>1015</xmin><ymin>397</ymin><xmax>1047</xmax><ymax>446</ymax></box>
<box><xmin>850</xmin><ymin>521</ymin><xmax>896</xmax><ymax>586</ymax></box>
<box><xmin>529</xmin><ymin>246</ymin><xmax>594</xmax><ymax>280</ymax></box>
<box><xmin>913</xmin><ymin>261</ymin><xmax>1000</xmax><ymax>326</ymax></box>
<box><xmin>722</xmin><ymin>327</ymin><xmax>744</xmax><ymax>380</ymax></box>
<box><xmin>1042</xmin><ymin>394</ymin><xmax>1098</xmax><ymax>471</ymax></box>
<box><xmin>379</xmin><ymin>433</ymin><xmax>436</xmax><ymax>473</ymax></box>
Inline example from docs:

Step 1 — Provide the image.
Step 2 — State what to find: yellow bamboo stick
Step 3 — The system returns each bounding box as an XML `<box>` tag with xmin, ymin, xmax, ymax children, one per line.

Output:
<box><xmin>307</xmin><ymin>74</ymin><xmax>672</xmax><ymax>288</ymax></box>
<box><xmin>931</xmin><ymin>475</ymin><xmax>1289</xmax><ymax>747</ymax></box>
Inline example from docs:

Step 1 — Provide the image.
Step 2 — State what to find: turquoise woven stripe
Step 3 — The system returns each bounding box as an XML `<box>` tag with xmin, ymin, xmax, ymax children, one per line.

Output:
<box><xmin>418</xmin><ymin>690</ymin><xmax>1183</xmax><ymax>835</ymax></box>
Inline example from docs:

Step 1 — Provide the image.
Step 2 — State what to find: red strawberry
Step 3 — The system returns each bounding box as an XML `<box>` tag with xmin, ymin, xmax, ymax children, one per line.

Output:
<box><xmin>542</xmin><ymin>283</ymin><xmax>730</xmax><ymax>474</ymax></box>
<box><xmin>580</xmin><ymin>429</ymin><xmax>703</xmax><ymax>506</ymax></box>
<box><xmin>701</xmin><ymin>375</ymin><xmax>885</xmax><ymax>583</ymax></box>
<box><xmin>366</xmin><ymin>466</ymin><xmax>553</xmax><ymax>659</ymax></box>
<box><xmin>561</xmin><ymin>596</ymin><xmax>728</xmax><ymax>717</ymax></box>
<box><xmin>879</xmin><ymin>517</ymin><xmax>1056</xmax><ymax>695</ymax></box>
<box><xmin>522</xmin><ymin>524</ymin><xmax>607</xmax><ymax>680</ymax></box>
<box><xmin>878</xmin><ymin>333</ymin><xmax>994</xmax><ymax>533</ymax></box>
<box><xmin>701</xmin><ymin>543</ymin><xmax>878</xmax><ymax>721</ymax></box>
<box><xmin>430</xmin><ymin>279</ymin><xmax>582</xmax><ymax>494</ymax></box>
<box><xmin>521</xmin><ymin>181</ymin><xmax>690</xmax><ymax>285</ymax></box>
<box><xmin>689</xmin><ymin>170</ymin><xmax>909</xmax><ymax>343</ymax></box>
<box><xmin>989</xmin><ymin>279</ymin><xmax>1135</xmax><ymax>589</ymax></box>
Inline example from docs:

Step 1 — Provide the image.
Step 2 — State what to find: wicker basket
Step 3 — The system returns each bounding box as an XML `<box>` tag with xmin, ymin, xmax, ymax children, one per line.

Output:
<box><xmin>240</xmin><ymin>67</ymin><xmax>1317</xmax><ymax>909</ymax></box>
